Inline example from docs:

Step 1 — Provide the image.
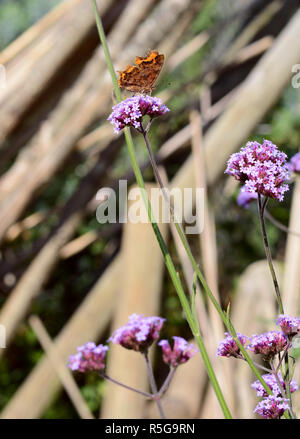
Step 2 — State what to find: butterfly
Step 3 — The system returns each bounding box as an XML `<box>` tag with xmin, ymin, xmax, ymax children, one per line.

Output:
<box><xmin>118</xmin><ymin>50</ymin><xmax>164</xmax><ymax>94</ymax></box>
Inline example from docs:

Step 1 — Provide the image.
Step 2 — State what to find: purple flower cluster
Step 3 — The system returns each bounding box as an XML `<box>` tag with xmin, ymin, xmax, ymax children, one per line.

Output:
<box><xmin>158</xmin><ymin>336</ymin><xmax>198</xmax><ymax>367</ymax></box>
<box><xmin>109</xmin><ymin>314</ymin><xmax>165</xmax><ymax>352</ymax></box>
<box><xmin>216</xmin><ymin>332</ymin><xmax>247</xmax><ymax>359</ymax></box>
<box><xmin>67</xmin><ymin>342</ymin><xmax>108</xmax><ymax>373</ymax></box>
<box><xmin>108</xmin><ymin>95</ymin><xmax>169</xmax><ymax>133</ymax></box>
<box><xmin>248</xmin><ymin>331</ymin><xmax>288</xmax><ymax>359</ymax></box>
<box><xmin>68</xmin><ymin>313</ymin><xmax>197</xmax><ymax>376</ymax></box>
<box><xmin>288</xmin><ymin>152</ymin><xmax>300</xmax><ymax>174</ymax></box>
<box><xmin>276</xmin><ymin>314</ymin><xmax>300</xmax><ymax>337</ymax></box>
<box><xmin>237</xmin><ymin>186</ymin><xmax>258</xmax><ymax>209</ymax></box>
<box><xmin>251</xmin><ymin>373</ymin><xmax>298</xmax><ymax>398</ymax></box>
<box><xmin>225</xmin><ymin>140</ymin><xmax>290</xmax><ymax>201</ymax></box>
<box><xmin>254</xmin><ymin>396</ymin><xmax>289</xmax><ymax>419</ymax></box>
<box><xmin>217</xmin><ymin>315</ymin><xmax>300</xmax><ymax>361</ymax></box>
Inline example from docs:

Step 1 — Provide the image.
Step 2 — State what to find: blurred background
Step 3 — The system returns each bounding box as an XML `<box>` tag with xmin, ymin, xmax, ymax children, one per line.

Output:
<box><xmin>0</xmin><ymin>0</ymin><xmax>300</xmax><ymax>419</ymax></box>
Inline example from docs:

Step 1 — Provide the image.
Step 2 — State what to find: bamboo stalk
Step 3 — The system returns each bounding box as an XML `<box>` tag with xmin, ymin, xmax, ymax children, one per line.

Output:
<box><xmin>158</xmin><ymin>167</ymin><xmax>212</xmax><ymax>346</ymax></box>
<box><xmin>190</xmin><ymin>109</ymin><xmax>235</xmax><ymax>417</ymax></box>
<box><xmin>222</xmin><ymin>0</ymin><xmax>282</xmax><ymax>64</ymax></box>
<box><xmin>171</xmin><ymin>9</ymin><xmax>300</xmax><ymax>203</ymax></box>
<box><xmin>29</xmin><ymin>315</ymin><xmax>94</xmax><ymax>419</ymax></box>
<box><xmin>0</xmin><ymin>138</ymin><xmax>122</xmax><ymax>354</ymax></box>
<box><xmin>0</xmin><ymin>0</ymin><xmax>84</xmax><ymax>66</ymax></box>
<box><xmin>282</xmin><ymin>176</ymin><xmax>300</xmax><ymax>314</ymax></box>
<box><xmin>231</xmin><ymin>260</ymin><xmax>279</xmax><ymax>418</ymax></box>
<box><xmin>0</xmin><ymin>213</ymin><xmax>82</xmax><ymax>356</ymax></box>
<box><xmin>0</xmin><ymin>0</ymin><xmax>192</xmax><ymax>243</ymax></box>
<box><xmin>0</xmin><ymin>256</ymin><xmax>122</xmax><ymax>419</ymax></box>
<box><xmin>0</xmin><ymin>0</ymin><xmax>110</xmax><ymax>142</ymax></box>
<box><xmin>100</xmin><ymin>184</ymin><xmax>167</xmax><ymax>419</ymax></box>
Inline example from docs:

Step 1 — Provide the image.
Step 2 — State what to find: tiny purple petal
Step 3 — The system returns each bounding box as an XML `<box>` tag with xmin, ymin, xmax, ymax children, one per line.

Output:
<box><xmin>237</xmin><ymin>186</ymin><xmax>258</xmax><ymax>208</ymax></box>
<box><xmin>108</xmin><ymin>314</ymin><xmax>165</xmax><ymax>352</ymax></box>
<box><xmin>108</xmin><ymin>96</ymin><xmax>169</xmax><ymax>133</ymax></box>
<box><xmin>251</xmin><ymin>372</ymin><xmax>298</xmax><ymax>398</ymax></box>
<box><xmin>254</xmin><ymin>396</ymin><xmax>289</xmax><ymax>419</ymax></box>
<box><xmin>248</xmin><ymin>331</ymin><xmax>288</xmax><ymax>359</ymax></box>
<box><xmin>216</xmin><ymin>332</ymin><xmax>247</xmax><ymax>359</ymax></box>
<box><xmin>225</xmin><ymin>140</ymin><xmax>290</xmax><ymax>201</ymax></box>
<box><xmin>158</xmin><ymin>336</ymin><xmax>198</xmax><ymax>367</ymax></box>
<box><xmin>288</xmin><ymin>152</ymin><xmax>300</xmax><ymax>174</ymax></box>
<box><xmin>276</xmin><ymin>314</ymin><xmax>300</xmax><ymax>337</ymax></box>
<box><xmin>67</xmin><ymin>342</ymin><xmax>108</xmax><ymax>373</ymax></box>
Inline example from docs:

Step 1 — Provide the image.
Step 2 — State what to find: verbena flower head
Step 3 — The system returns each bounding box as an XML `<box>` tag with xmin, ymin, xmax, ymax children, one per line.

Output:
<box><xmin>225</xmin><ymin>140</ymin><xmax>290</xmax><ymax>201</ymax></box>
<box><xmin>216</xmin><ymin>332</ymin><xmax>247</xmax><ymax>359</ymax></box>
<box><xmin>108</xmin><ymin>95</ymin><xmax>169</xmax><ymax>133</ymax></box>
<box><xmin>288</xmin><ymin>152</ymin><xmax>300</xmax><ymax>174</ymax></box>
<box><xmin>254</xmin><ymin>396</ymin><xmax>289</xmax><ymax>419</ymax></box>
<box><xmin>158</xmin><ymin>336</ymin><xmax>198</xmax><ymax>367</ymax></box>
<box><xmin>248</xmin><ymin>331</ymin><xmax>288</xmax><ymax>359</ymax></box>
<box><xmin>251</xmin><ymin>372</ymin><xmax>298</xmax><ymax>398</ymax></box>
<box><xmin>108</xmin><ymin>313</ymin><xmax>165</xmax><ymax>352</ymax></box>
<box><xmin>237</xmin><ymin>186</ymin><xmax>258</xmax><ymax>208</ymax></box>
<box><xmin>67</xmin><ymin>342</ymin><xmax>108</xmax><ymax>373</ymax></box>
<box><xmin>276</xmin><ymin>314</ymin><xmax>300</xmax><ymax>337</ymax></box>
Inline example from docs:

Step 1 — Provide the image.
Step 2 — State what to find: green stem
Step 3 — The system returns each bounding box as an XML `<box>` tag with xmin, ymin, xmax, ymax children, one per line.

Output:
<box><xmin>91</xmin><ymin>0</ymin><xmax>122</xmax><ymax>102</ymax></box>
<box><xmin>256</xmin><ymin>194</ymin><xmax>293</xmax><ymax>419</ymax></box>
<box><xmin>257</xmin><ymin>195</ymin><xmax>284</xmax><ymax>314</ymax></box>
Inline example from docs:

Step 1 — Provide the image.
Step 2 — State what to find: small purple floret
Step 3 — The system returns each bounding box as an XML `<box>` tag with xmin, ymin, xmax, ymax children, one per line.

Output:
<box><xmin>108</xmin><ymin>313</ymin><xmax>165</xmax><ymax>352</ymax></box>
<box><xmin>158</xmin><ymin>336</ymin><xmax>198</xmax><ymax>367</ymax></box>
<box><xmin>67</xmin><ymin>342</ymin><xmax>108</xmax><ymax>373</ymax></box>
<box><xmin>288</xmin><ymin>152</ymin><xmax>300</xmax><ymax>174</ymax></box>
<box><xmin>225</xmin><ymin>140</ymin><xmax>290</xmax><ymax>201</ymax></box>
<box><xmin>237</xmin><ymin>186</ymin><xmax>258</xmax><ymax>208</ymax></box>
<box><xmin>276</xmin><ymin>314</ymin><xmax>300</xmax><ymax>337</ymax></box>
<box><xmin>251</xmin><ymin>372</ymin><xmax>298</xmax><ymax>398</ymax></box>
<box><xmin>108</xmin><ymin>95</ymin><xmax>169</xmax><ymax>133</ymax></box>
<box><xmin>216</xmin><ymin>332</ymin><xmax>247</xmax><ymax>359</ymax></box>
<box><xmin>254</xmin><ymin>396</ymin><xmax>289</xmax><ymax>419</ymax></box>
<box><xmin>248</xmin><ymin>331</ymin><xmax>288</xmax><ymax>359</ymax></box>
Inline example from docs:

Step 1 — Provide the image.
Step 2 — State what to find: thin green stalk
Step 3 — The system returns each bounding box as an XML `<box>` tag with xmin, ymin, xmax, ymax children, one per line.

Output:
<box><xmin>257</xmin><ymin>194</ymin><xmax>294</xmax><ymax>418</ymax></box>
<box><xmin>91</xmin><ymin>0</ymin><xmax>122</xmax><ymax>102</ymax></box>
<box><xmin>257</xmin><ymin>194</ymin><xmax>284</xmax><ymax>314</ymax></box>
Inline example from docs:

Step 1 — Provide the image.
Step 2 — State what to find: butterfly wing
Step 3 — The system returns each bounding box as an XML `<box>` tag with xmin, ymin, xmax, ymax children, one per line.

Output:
<box><xmin>118</xmin><ymin>51</ymin><xmax>164</xmax><ymax>94</ymax></box>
